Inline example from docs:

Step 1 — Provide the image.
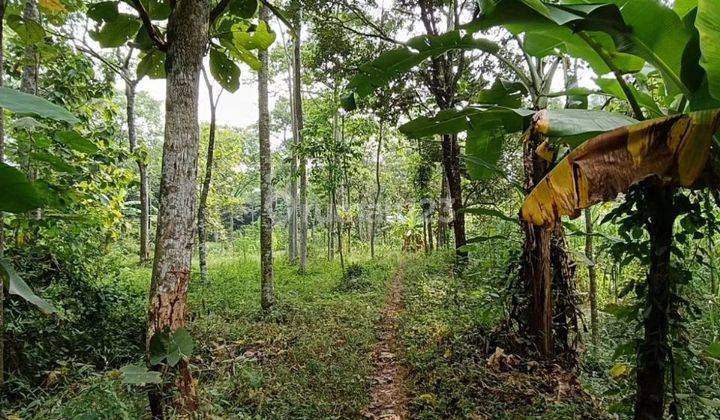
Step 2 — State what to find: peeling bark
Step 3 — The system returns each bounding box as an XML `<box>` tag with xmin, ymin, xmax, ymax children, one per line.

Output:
<box><xmin>147</xmin><ymin>0</ymin><xmax>208</xmax><ymax>415</ymax></box>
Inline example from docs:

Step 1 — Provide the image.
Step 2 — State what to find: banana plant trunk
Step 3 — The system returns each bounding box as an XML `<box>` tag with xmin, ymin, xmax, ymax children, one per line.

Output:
<box><xmin>518</xmin><ymin>125</ymin><xmax>578</xmax><ymax>361</ymax></box>
<box><xmin>147</xmin><ymin>1</ymin><xmax>208</xmax><ymax>415</ymax></box>
<box><xmin>519</xmin><ymin>127</ymin><xmax>554</xmax><ymax>357</ymax></box>
<box><xmin>635</xmin><ymin>185</ymin><xmax>675</xmax><ymax>420</ymax></box>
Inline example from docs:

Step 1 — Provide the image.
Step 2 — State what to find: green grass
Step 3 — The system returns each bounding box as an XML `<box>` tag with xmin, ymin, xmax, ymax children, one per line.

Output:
<box><xmin>13</xmin><ymin>245</ymin><xmax>398</xmax><ymax>419</ymax></box>
<box><xmin>398</xmin><ymin>251</ymin><xmax>604</xmax><ymax>419</ymax></box>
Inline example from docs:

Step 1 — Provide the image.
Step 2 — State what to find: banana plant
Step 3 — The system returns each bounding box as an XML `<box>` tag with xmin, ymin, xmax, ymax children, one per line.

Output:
<box><xmin>522</xmin><ymin>109</ymin><xmax>720</xmax><ymax>227</ymax></box>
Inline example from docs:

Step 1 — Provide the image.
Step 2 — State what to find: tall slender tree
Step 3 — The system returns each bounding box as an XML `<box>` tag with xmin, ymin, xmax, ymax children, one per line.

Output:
<box><xmin>258</xmin><ymin>4</ymin><xmax>275</xmax><ymax>311</ymax></box>
<box><xmin>0</xmin><ymin>0</ymin><xmax>5</xmax><ymax>394</ymax></box>
<box><xmin>146</xmin><ymin>1</ymin><xmax>209</xmax><ymax>415</ymax></box>
<box><xmin>198</xmin><ymin>68</ymin><xmax>221</xmax><ymax>289</ymax></box>
<box><xmin>370</xmin><ymin>122</ymin><xmax>382</xmax><ymax>259</ymax></box>
<box><xmin>292</xmin><ymin>9</ymin><xmax>308</xmax><ymax>273</ymax></box>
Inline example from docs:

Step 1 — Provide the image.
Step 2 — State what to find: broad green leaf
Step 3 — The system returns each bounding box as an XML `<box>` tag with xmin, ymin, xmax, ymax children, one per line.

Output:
<box><xmin>13</xmin><ymin>116</ymin><xmax>46</xmax><ymax>132</ymax></box>
<box><xmin>141</xmin><ymin>0</ymin><xmax>171</xmax><ymax>20</ymax></box>
<box><xmin>120</xmin><ymin>364</ymin><xmax>162</xmax><ymax>385</ymax></box>
<box><xmin>210</xmin><ymin>47</ymin><xmax>241</xmax><ymax>92</ymax></box>
<box><xmin>56</xmin><ymin>130</ymin><xmax>99</xmax><ymax>154</ymax></box>
<box><xmin>234</xmin><ymin>20</ymin><xmax>275</xmax><ymax>50</ymax></box>
<box><xmin>465</xmin><ymin>120</ymin><xmax>505</xmax><ymax>180</ymax></box>
<box><xmin>678</xmin><ymin>8</ymin><xmax>720</xmax><ymax>111</ymax></box>
<box><xmin>461</xmin><ymin>207</ymin><xmax>519</xmax><ymax>224</ymax></box>
<box><xmin>538</xmin><ymin>109</ymin><xmax>638</xmax><ymax>147</ymax></box>
<box><xmin>346</xmin><ymin>31</ymin><xmax>500</xmax><ymax>104</ymax></box>
<box><xmin>149</xmin><ymin>330</ymin><xmax>171</xmax><ymax>365</ymax></box>
<box><xmin>0</xmin><ymin>88</ymin><xmax>78</xmax><ymax>124</ymax></box>
<box><xmin>137</xmin><ymin>49</ymin><xmax>166</xmax><ymax>79</ymax></box>
<box><xmin>522</xmin><ymin>26</ymin><xmax>644</xmax><ymax>76</ymax></box>
<box><xmin>1</xmin><ymin>258</ymin><xmax>56</xmax><ymax>314</ymax></box>
<box><xmin>706</xmin><ymin>341</ymin><xmax>720</xmax><ymax>359</ymax></box>
<box><xmin>674</xmin><ymin>0</ymin><xmax>698</xmax><ymax>18</ymax></box>
<box><xmin>399</xmin><ymin>107</ymin><xmax>533</xmax><ymax>139</ymax></box>
<box><xmin>0</xmin><ymin>163</ymin><xmax>45</xmax><ymax>213</ymax></box>
<box><xmin>696</xmin><ymin>0</ymin><xmax>720</xmax><ymax>100</ymax></box>
<box><xmin>228</xmin><ymin>0</ymin><xmax>258</xmax><ymax>18</ymax></box>
<box><xmin>91</xmin><ymin>14</ymin><xmax>142</xmax><ymax>48</ymax></box>
<box><xmin>7</xmin><ymin>14</ymin><xmax>45</xmax><ymax>44</ymax></box>
<box><xmin>474</xmin><ymin>79</ymin><xmax>526</xmax><ymax>108</ymax></box>
<box><xmin>149</xmin><ymin>327</ymin><xmax>195</xmax><ymax>367</ymax></box>
<box><xmin>87</xmin><ymin>1</ymin><xmax>119</xmax><ymax>21</ymax></box>
<box><xmin>31</xmin><ymin>152</ymin><xmax>76</xmax><ymax>173</ymax></box>
<box><xmin>579</xmin><ymin>0</ymin><xmax>692</xmax><ymax>96</ymax></box>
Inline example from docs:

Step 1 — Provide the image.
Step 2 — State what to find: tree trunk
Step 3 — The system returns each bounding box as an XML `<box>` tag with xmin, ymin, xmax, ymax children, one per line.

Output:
<box><xmin>335</xmin><ymin>188</ymin><xmax>344</xmax><ymax>270</ymax></box>
<box><xmin>328</xmin><ymin>196</ymin><xmax>334</xmax><ymax>261</ymax></box>
<box><xmin>147</xmin><ymin>1</ymin><xmax>208</xmax><ymax>416</ymax></box>
<box><xmin>585</xmin><ymin>209</ymin><xmax>599</xmax><ymax>345</ymax></box>
<box><xmin>20</xmin><ymin>0</ymin><xmax>38</xmax><ymax>95</ymax></box>
<box><xmin>440</xmin><ymin>133</ymin><xmax>467</xmax><ymax>267</ymax></box>
<box><xmin>437</xmin><ymin>171</ymin><xmax>449</xmax><ymax>248</ymax></box>
<box><xmin>635</xmin><ymin>185</ymin><xmax>675</xmax><ymax>420</ymax></box>
<box><xmin>198</xmin><ymin>69</ymin><xmax>216</xmax><ymax>289</ymax></box>
<box><xmin>258</xmin><ymin>4</ymin><xmax>275</xmax><ymax>312</ymax></box>
<box><xmin>0</xmin><ymin>0</ymin><xmax>5</xmax><ymax>394</ymax></box>
<box><xmin>293</xmin><ymin>13</ymin><xmax>308</xmax><ymax>273</ymax></box>
<box><xmin>519</xmin><ymin>128</ymin><xmax>554</xmax><ymax>358</ymax></box>
<box><xmin>282</xmin><ymin>27</ymin><xmax>298</xmax><ymax>263</ymax></box>
<box><xmin>370</xmin><ymin>123</ymin><xmax>382</xmax><ymax>259</ymax></box>
<box><xmin>125</xmin><ymin>80</ymin><xmax>151</xmax><ymax>263</ymax></box>
<box><xmin>21</xmin><ymin>0</ymin><xmax>40</xmax><ymax>221</ymax></box>
<box><xmin>427</xmin><ymin>216</ymin><xmax>434</xmax><ymax>251</ymax></box>
<box><xmin>422</xmin><ymin>218</ymin><xmax>428</xmax><ymax>253</ymax></box>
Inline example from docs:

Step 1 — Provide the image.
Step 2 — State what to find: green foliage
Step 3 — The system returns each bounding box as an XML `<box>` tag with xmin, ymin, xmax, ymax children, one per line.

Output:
<box><xmin>149</xmin><ymin>327</ymin><xmax>195</xmax><ymax>367</ymax></box>
<box><xmin>0</xmin><ymin>163</ymin><xmax>45</xmax><ymax>213</ymax></box>
<box><xmin>0</xmin><ymin>87</ymin><xmax>79</xmax><ymax>124</ymax></box>
<box><xmin>209</xmin><ymin>46</ymin><xmax>241</xmax><ymax>92</ymax></box>
<box><xmin>1</xmin><ymin>258</ymin><xmax>56</xmax><ymax>314</ymax></box>
<box><xmin>337</xmin><ymin>262</ymin><xmax>371</xmax><ymax>292</ymax></box>
<box><xmin>119</xmin><ymin>365</ymin><xmax>162</xmax><ymax>385</ymax></box>
<box><xmin>345</xmin><ymin>31</ymin><xmax>500</xmax><ymax>105</ymax></box>
<box><xmin>7</xmin><ymin>14</ymin><xmax>46</xmax><ymax>45</ymax></box>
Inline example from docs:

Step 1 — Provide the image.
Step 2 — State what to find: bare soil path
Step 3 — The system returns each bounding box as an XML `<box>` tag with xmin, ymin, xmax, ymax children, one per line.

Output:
<box><xmin>362</xmin><ymin>265</ymin><xmax>408</xmax><ymax>419</ymax></box>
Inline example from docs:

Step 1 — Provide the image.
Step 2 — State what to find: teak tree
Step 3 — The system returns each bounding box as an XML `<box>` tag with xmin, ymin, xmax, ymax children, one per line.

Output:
<box><xmin>86</xmin><ymin>0</ymin><xmax>277</xmax><ymax>415</ymax></box>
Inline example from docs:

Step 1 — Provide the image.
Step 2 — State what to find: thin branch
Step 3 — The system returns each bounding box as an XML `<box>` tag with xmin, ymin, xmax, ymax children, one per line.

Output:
<box><xmin>128</xmin><ymin>0</ymin><xmax>167</xmax><ymax>51</ymax></box>
<box><xmin>209</xmin><ymin>0</ymin><xmax>231</xmax><ymax>24</ymax></box>
<box><xmin>578</xmin><ymin>32</ymin><xmax>644</xmax><ymax>120</ymax></box>
<box><xmin>258</xmin><ymin>0</ymin><xmax>293</xmax><ymax>33</ymax></box>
